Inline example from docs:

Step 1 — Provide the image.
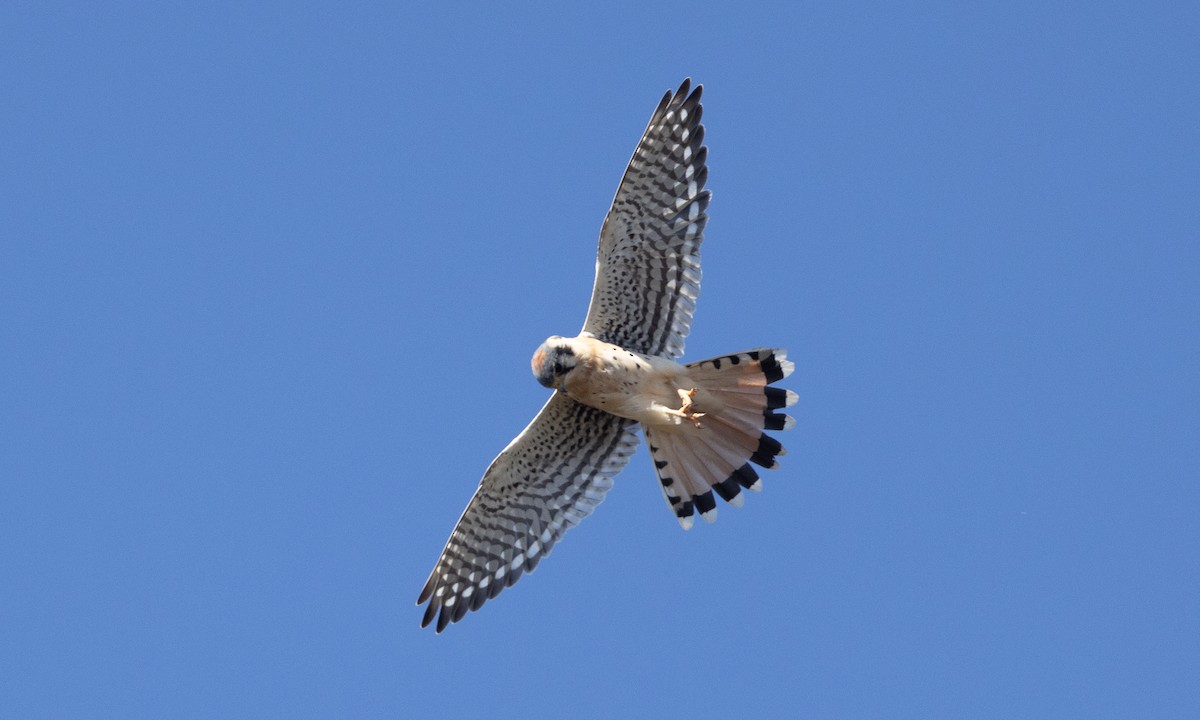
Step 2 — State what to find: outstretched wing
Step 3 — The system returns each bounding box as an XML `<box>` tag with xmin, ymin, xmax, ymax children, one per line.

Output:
<box><xmin>581</xmin><ymin>78</ymin><xmax>710</xmax><ymax>360</ymax></box>
<box><xmin>417</xmin><ymin>393</ymin><xmax>640</xmax><ymax>632</ymax></box>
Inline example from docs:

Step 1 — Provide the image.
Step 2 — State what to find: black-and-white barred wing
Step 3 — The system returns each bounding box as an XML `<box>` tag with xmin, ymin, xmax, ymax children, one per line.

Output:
<box><xmin>581</xmin><ymin>78</ymin><xmax>710</xmax><ymax>360</ymax></box>
<box><xmin>417</xmin><ymin>393</ymin><xmax>639</xmax><ymax>632</ymax></box>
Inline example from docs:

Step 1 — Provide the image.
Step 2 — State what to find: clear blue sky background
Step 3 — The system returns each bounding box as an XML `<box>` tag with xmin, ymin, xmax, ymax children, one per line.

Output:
<box><xmin>2</xmin><ymin>2</ymin><xmax>1197</xmax><ymax>718</ymax></box>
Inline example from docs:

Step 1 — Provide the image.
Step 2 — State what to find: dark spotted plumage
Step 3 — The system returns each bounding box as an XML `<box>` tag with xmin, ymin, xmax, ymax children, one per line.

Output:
<box><xmin>581</xmin><ymin>79</ymin><xmax>708</xmax><ymax>360</ymax></box>
<box><xmin>418</xmin><ymin>395</ymin><xmax>639</xmax><ymax>632</ymax></box>
<box><xmin>418</xmin><ymin>79</ymin><xmax>796</xmax><ymax>633</ymax></box>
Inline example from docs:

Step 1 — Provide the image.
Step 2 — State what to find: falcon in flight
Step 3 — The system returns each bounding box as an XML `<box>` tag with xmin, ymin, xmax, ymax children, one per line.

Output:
<box><xmin>418</xmin><ymin>78</ymin><xmax>796</xmax><ymax>632</ymax></box>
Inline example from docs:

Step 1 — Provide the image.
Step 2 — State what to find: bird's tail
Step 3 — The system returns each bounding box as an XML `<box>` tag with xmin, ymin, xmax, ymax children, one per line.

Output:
<box><xmin>644</xmin><ymin>348</ymin><xmax>797</xmax><ymax>529</ymax></box>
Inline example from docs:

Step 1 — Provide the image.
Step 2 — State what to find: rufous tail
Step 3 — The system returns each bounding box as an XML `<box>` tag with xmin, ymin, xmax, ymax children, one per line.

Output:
<box><xmin>644</xmin><ymin>348</ymin><xmax>797</xmax><ymax>529</ymax></box>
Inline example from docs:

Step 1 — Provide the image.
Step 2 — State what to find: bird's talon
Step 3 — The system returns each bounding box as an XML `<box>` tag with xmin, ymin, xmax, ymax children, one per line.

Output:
<box><xmin>675</xmin><ymin>387</ymin><xmax>704</xmax><ymax>428</ymax></box>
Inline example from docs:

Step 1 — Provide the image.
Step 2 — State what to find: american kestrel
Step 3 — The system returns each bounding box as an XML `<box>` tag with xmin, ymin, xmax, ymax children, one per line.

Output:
<box><xmin>417</xmin><ymin>79</ymin><xmax>796</xmax><ymax>632</ymax></box>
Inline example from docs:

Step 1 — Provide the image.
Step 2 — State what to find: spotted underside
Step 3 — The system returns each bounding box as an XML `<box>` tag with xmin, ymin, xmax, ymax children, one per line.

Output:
<box><xmin>419</xmin><ymin>79</ymin><xmax>713</xmax><ymax>632</ymax></box>
<box><xmin>417</xmin><ymin>394</ymin><xmax>640</xmax><ymax>632</ymax></box>
<box><xmin>581</xmin><ymin>78</ymin><xmax>709</xmax><ymax>360</ymax></box>
<box><xmin>417</xmin><ymin>79</ymin><xmax>797</xmax><ymax>634</ymax></box>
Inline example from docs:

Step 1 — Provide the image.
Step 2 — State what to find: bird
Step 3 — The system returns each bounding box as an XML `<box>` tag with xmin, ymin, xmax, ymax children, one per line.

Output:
<box><xmin>417</xmin><ymin>78</ymin><xmax>796</xmax><ymax>632</ymax></box>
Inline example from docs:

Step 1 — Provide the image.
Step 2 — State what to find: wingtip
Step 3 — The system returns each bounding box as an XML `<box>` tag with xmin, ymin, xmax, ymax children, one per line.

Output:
<box><xmin>416</xmin><ymin>577</ymin><xmax>435</xmax><ymax>605</ymax></box>
<box><xmin>420</xmin><ymin>600</ymin><xmax>438</xmax><ymax>629</ymax></box>
<box><xmin>672</xmin><ymin>77</ymin><xmax>703</xmax><ymax>106</ymax></box>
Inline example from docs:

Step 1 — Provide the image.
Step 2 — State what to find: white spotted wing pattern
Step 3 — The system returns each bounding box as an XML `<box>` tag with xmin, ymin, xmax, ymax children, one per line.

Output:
<box><xmin>419</xmin><ymin>80</ymin><xmax>714</xmax><ymax>632</ymax></box>
<box><xmin>582</xmin><ymin>79</ymin><xmax>709</xmax><ymax>359</ymax></box>
<box><xmin>417</xmin><ymin>395</ymin><xmax>640</xmax><ymax>632</ymax></box>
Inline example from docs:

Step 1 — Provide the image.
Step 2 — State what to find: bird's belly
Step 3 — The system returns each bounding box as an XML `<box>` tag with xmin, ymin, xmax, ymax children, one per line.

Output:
<box><xmin>562</xmin><ymin>353</ymin><xmax>691</xmax><ymax>426</ymax></box>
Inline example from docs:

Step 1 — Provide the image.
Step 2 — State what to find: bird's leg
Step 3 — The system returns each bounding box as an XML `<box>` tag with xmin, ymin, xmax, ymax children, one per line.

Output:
<box><xmin>675</xmin><ymin>387</ymin><xmax>705</xmax><ymax>428</ymax></box>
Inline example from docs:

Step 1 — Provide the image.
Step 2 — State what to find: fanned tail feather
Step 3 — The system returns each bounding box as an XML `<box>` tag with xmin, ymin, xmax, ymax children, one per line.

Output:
<box><xmin>645</xmin><ymin>348</ymin><xmax>797</xmax><ymax>529</ymax></box>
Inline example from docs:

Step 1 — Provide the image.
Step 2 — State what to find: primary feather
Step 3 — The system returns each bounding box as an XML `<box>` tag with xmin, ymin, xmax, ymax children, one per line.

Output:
<box><xmin>581</xmin><ymin>78</ymin><xmax>709</xmax><ymax>359</ymax></box>
<box><xmin>418</xmin><ymin>79</ymin><xmax>796</xmax><ymax>633</ymax></box>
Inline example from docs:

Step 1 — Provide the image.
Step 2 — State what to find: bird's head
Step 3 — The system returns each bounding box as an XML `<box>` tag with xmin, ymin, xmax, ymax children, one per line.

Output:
<box><xmin>531</xmin><ymin>336</ymin><xmax>579</xmax><ymax>390</ymax></box>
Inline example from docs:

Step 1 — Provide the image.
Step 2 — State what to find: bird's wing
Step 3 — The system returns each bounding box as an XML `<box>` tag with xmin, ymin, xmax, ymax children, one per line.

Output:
<box><xmin>580</xmin><ymin>78</ymin><xmax>710</xmax><ymax>360</ymax></box>
<box><xmin>417</xmin><ymin>393</ymin><xmax>640</xmax><ymax>632</ymax></box>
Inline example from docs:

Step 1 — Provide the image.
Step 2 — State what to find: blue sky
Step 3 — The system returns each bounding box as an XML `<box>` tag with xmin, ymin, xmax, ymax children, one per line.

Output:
<box><xmin>2</xmin><ymin>2</ymin><xmax>1197</xmax><ymax>718</ymax></box>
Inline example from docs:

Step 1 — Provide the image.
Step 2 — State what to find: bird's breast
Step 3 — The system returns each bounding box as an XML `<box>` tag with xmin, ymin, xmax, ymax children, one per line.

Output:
<box><xmin>560</xmin><ymin>342</ymin><xmax>690</xmax><ymax>424</ymax></box>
